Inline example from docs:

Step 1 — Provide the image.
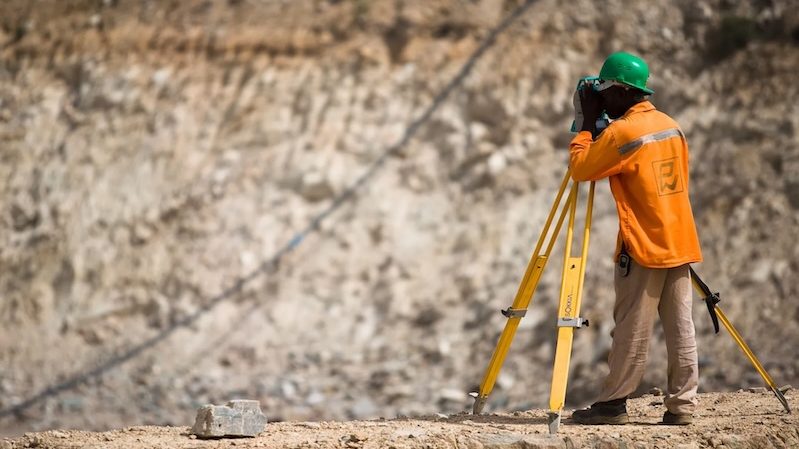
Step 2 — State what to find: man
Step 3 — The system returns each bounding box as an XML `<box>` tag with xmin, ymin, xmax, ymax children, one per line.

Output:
<box><xmin>568</xmin><ymin>52</ymin><xmax>703</xmax><ymax>426</ymax></box>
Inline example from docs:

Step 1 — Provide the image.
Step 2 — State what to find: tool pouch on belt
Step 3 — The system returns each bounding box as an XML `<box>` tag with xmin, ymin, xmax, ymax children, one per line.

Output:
<box><xmin>618</xmin><ymin>245</ymin><xmax>632</xmax><ymax>277</ymax></box>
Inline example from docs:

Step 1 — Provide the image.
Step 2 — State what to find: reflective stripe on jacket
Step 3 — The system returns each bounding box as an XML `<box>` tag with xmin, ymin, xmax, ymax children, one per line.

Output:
<box><xmin>569</xmin><ymin>101</ymin><xmax>702</xmax><ymax>268</ymax></box>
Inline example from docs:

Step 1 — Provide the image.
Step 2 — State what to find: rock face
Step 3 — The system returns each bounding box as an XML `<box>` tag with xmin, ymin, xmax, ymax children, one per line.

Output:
<box><xmin>191</xmin><ymin>400</ymin><xmax>267</xmax><ymax>438</ymax></box>
<box><xmin>0</xmin><ymin>0</ymin><xmax>798</xmax><ymax>436</ymax></box>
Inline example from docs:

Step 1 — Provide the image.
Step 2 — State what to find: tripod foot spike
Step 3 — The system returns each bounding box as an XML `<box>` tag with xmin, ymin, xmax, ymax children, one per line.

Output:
<box><xmin>771</xmin><ymin>386</ymin><xmax>792</xmax><ymax>414</ymax></box>
<box><xmin>470</xmin><ymin>393</ymin><xmax>487</xmax><ymax>415</ymax></box>
<box><xmin>547</xmin><ymin>412</ymin><xmax>561</xmax><ymax>434</ymax></box>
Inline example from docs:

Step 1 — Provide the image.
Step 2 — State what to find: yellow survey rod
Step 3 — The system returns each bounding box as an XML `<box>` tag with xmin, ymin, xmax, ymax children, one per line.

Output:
<box><xmin>471</xmin><ymin>170</ymin><xmax>573</xmax><ymax>414</ymax></box>
<box><xmin>690</xmin><ymin>268</ymin><xmax>791</xmax><ymax>414</ymax></box>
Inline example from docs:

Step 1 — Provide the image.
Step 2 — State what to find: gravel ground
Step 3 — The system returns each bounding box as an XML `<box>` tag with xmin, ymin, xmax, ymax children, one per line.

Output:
<box><xmin>4</xmin><ymin>390</ymin><xmax>796</xmax><ymax>449</ymax></box>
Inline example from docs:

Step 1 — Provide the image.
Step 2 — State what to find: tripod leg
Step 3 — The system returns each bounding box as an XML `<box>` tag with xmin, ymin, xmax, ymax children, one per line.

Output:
<box><xmin>715</xmin><ymin>307</ymin><xmax>791</xmax><ymax>413</ymax></box>
<box><xmin>471</xmin><ymin>171</ymin><xmax>574</xmax><ymax>414</ymax></box>
<box><xmin>689</xmin><ymin>273</ymin><xmax>791</xmax><ymax>413</ymax></box>
<box><xmin>547</xmin><ymin>182</ymin><xmax>595</xmax><ymax>434</ymax></box>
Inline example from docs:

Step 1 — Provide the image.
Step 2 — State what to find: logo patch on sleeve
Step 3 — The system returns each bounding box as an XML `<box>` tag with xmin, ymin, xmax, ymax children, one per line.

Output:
<box><xmin>652</xmin><ymin>157</ymin><xmax>684</xmax><ymax>196</ymax></box>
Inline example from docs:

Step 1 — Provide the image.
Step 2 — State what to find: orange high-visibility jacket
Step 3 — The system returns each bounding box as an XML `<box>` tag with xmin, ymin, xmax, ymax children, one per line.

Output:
<box><xmin>569</xmin><ymin>101</ymin><xmax>702</xmax><ymax>268</ymax></box>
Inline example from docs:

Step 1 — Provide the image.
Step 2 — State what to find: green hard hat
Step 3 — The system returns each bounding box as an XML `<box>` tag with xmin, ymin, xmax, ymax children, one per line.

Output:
<box><xmin>598</xmin><ymin>52</ymin><xmax>654</xmax><ymax>95</ymax></box>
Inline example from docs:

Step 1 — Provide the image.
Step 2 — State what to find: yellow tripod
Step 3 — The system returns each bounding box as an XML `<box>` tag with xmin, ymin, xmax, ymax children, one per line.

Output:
<box><xmin>469</xmin><ymin>169</ymin><xmax>595</xmax><ymax>434</ymax></box>
<box><xmin>689</xmin><ymin>267</ymin><xmax>791</xmax><ymax>414</ymax></box>
<box><xmin>470</xmin><ymin>169</ymin><xmax>791</xmax><ymax>434</ymax></box>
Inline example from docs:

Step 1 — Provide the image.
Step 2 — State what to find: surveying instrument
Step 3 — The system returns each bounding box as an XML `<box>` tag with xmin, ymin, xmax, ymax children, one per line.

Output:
<box><xmin>469</xmin><ymin>164</ymin><xmax>791</xmax><ymax>434</ymax></box>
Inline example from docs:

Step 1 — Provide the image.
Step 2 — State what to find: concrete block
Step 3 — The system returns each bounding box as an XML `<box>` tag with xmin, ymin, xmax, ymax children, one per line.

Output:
<box><xmin>191</xmin><ymin>399</ymin><xmax>267</xmax><ymax>438</ymax></box>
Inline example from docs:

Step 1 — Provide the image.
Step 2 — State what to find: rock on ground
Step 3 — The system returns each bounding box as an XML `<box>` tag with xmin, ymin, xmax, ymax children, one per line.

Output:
<box><xmin>191</xmin><ymin>400</ymin><xmax>267</xmax><ymax>438</ymax></box>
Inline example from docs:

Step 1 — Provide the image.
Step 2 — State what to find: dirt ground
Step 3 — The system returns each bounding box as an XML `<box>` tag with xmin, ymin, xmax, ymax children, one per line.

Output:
<box><xmin>3</xmin><ymin>389</ymin><xmax>796</xmax><ymax>449</ymax></box>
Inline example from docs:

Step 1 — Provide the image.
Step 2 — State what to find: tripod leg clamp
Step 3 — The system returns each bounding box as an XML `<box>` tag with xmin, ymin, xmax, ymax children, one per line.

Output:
<box><xmin>557</xmin><ymin>317</ymin><xmax>589</xmax><ymax>328</ymax></box>
<box><xmin>704</xmin><ymin>292</ymin><xmax>721</xmax><ymax>334</ymax></box>
<box><xmin>502</xmin><ymin>308</ymin><xmax>527</xmax><ymax>318</ymax></box>
<box><xmin>689</xmin><ymin>266</ymin><xmax>722</xmax><ymax>334</ymax></box>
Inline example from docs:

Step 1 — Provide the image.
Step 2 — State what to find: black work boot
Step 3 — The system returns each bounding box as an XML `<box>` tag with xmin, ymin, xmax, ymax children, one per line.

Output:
<box><xmin>571</xmin><ymin>398</ymin><xmax>629</xmax><ymax>425</ymax></box>
<box><xmin>661</xmin><ymin>411</ymin><xmax>692</xmax><ymax>425</ymax></box>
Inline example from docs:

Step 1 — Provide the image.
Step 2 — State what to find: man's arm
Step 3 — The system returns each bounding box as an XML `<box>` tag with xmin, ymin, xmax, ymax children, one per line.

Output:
<box><xmin>569</xmin><ymin>128</ymin><xmax>623</xmax><ymax>181</ymax></box>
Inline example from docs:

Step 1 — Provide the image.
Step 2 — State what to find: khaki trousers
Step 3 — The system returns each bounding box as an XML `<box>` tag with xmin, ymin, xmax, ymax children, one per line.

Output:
<box><xmin>596</xmin><ymin>259</ymin><xmax>699</xmax><ymax>415</ymax></box>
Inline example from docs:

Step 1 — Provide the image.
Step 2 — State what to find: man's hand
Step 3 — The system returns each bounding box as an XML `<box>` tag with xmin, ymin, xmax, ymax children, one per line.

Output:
<box><xmin>572</xmin><ymin>87</ymin><xmax>585</xmax><ymax>132</ymax></box>
<box><xmin>578</xmin><ymin>82</ymin><xmax>603</xmax><ymax>134</ymax></box>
